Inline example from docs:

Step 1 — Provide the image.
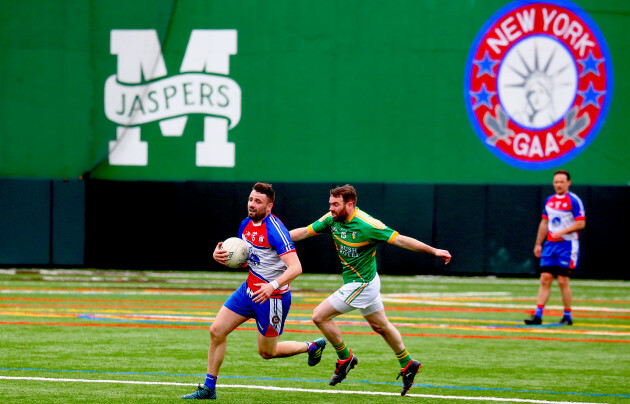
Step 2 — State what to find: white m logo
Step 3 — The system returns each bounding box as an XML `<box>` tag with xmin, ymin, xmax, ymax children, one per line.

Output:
<box><xmin>104</xmin><ymin>29</ymin><xmax>241</xmax><ymax>167</ymax></box>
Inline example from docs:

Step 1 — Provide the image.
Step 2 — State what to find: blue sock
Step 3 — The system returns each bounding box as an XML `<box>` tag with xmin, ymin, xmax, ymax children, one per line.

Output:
<box><xmin>204</xmin><ymin>374</ymin><xmax>216</xmax><ymax>390</ymax></box>
<box><xmin>535</xmin><ymin>305</ymin><xmax>544</xmax><ymax>318</ymax></box>
<box><xmin>306</xmin><ymin>341</ymin><xmax>315</xmax><ymax>352</ymax></box>
<box><xmin>564</xmin><ymin>310</ymin><xmax>572</xmax><ymax>320</ymax></box>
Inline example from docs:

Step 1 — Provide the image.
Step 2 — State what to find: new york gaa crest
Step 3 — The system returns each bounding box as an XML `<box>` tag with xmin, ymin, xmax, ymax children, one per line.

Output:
<box><xmin>464</xmin><ymin>0</ymin><xmax>613</xmax><ymax>169</ymax></box>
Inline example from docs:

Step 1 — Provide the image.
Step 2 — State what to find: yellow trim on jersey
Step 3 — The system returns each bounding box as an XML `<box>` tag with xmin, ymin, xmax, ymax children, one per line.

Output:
<box><xmin>318</xmin><ymin>212</ymin><xmax>332</xmax><ymax>222</ymax></box>
<box><xmin>346</xmin><ymin>209</ymin><xmax>357</xmax><ymax>222</ymax></box>
<box><xmin>338</xmin><ymin>254</ymin><xmax>366</xmax><ymax>282</ymax></box>
<box><xmin>307</xmin><ymin>224</ymin><xmax>319</xmax><ymax>235</ymax></box>
<box><xmin>387</xmin><ymin>231</ymin><xmax>399</xmax><ymax>244</ymax></box>
<box><xmin>333</xmin><ymin>233</ymin><xmax>370</xmax><ymax>247</ymax></box>
<box><xmin>354</xmin><ymin>208</ymin><xmax>387</xmax><ymax>229</ymax></box>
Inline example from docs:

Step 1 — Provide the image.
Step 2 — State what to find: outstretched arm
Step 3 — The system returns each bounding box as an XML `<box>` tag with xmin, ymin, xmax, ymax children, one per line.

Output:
<box><xmin>391</xmin><ymin>234</ymin><xmax>451</xmax><ymax>264</ymax></box>
<box><xmin>289</xmin><ymin>227</ymin><xmax>314</xmax><ymax>242</ymax></box>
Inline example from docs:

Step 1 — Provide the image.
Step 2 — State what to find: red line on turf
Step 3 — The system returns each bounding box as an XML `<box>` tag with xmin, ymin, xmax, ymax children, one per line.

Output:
<box><xmin>2</xmin><ymin>321</ymin><xmax>628</xmax><ymax>343</ymax></box>
<box><xmin>2</xmin><ymin>301</ymin><xmax>628</xmax><ymax>318</ymax></box>
<box><xmin>0</xmin><ymin>321</ymin><xmax>207</xmax><ymax>329</ymax></box>
<box><xmin>1</xmin><ymin>303</ymin><xmax>223</xmax><ymax>309</ymax></box>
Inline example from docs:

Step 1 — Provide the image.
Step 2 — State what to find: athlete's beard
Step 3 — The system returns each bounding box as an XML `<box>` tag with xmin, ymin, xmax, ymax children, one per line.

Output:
<box><xmin>333</xmin><ymin>214</ymin><xmax>347</xmax><ymax>222</ymax></box>
<box><xmin>332</xmin><ymin>206</ymin><xmax>349</xmax><ymax>222</ymax></box>
<box><xmin>248</xmin><ymin>207</ymin><xmax>267</xmax><ymax>222</ymax></box>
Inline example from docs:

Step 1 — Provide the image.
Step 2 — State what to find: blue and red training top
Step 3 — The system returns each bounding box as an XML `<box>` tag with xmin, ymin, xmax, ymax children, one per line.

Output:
<box><xmin>238</xmin><ymin>214</ymin><xmax>296</xmax><ymax>297</ymax></box>
<box><xmin>542</xmin><ymin>192</ymin><xmax>585</xmax><ymax>242</ymax></box>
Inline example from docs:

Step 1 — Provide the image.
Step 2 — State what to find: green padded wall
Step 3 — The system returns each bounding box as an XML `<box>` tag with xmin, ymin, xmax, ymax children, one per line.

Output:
<box><xmin>1</xmin><ymin>0</ymin><xmax>628</xmax><ymax>184</ymax></box>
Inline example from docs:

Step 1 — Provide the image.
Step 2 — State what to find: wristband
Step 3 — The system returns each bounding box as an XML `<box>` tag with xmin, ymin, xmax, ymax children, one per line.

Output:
<box><xmin>270</xmin><ymin>280</ymin><xmax>279</xmax><ymax>289</ymax></box>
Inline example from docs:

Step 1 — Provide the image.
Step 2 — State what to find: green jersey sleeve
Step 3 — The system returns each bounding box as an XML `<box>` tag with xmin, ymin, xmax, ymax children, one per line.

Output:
<box><xmin>308</xmin><ymin>212</ymin><xmax>333</xmax><ymax>235</ymax></box>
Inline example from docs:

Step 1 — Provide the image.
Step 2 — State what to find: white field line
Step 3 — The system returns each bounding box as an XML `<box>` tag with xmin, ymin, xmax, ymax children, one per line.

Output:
<box><xmin>380</xmin><ymin>297</ymin><xmax>630</xmax><ymax>313</ymax></box>
<box><xmin>0</xmin><ymin>376</ymin><xmax>609</xmax><ymax>404</ymax></box>
<box><xmin>386</xmin><ymin>291</ymin><xmax>513</xmax><ymax>297</ymax></box>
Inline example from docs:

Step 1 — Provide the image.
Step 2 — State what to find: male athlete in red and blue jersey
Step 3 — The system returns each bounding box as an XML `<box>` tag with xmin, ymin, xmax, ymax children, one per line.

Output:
<box><xmin>182</xmin><ymin>183</ymin><xmax>326</xmax><ymax>400</ymax></box>
<box><xmin>228</xmin><ymin>211</ymin><xmax>296</xmax><ymax>336</ymax></box>
<box><xmin>525</xmin><ymin>170</ymin><xmax>586</xmax><ymax>326</ymax></box>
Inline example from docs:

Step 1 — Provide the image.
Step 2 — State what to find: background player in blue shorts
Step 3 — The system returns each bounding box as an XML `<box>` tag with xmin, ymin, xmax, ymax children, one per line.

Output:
<box><xmin>524</xmin><ymin>170</ymin><xmax>586</xmax><ymax>326</ymax></box>
<box><xmin>181</xmin><ymin>183</ymin><xmax>326</xmax><ymax>400</ymax></box>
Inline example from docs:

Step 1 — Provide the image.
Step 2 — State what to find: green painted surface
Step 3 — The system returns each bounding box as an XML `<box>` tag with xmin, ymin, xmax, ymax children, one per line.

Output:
<box><xmin>1</xmin><ymin>0</ymin><xmax>628</xmax><ymax>184</ymax></box>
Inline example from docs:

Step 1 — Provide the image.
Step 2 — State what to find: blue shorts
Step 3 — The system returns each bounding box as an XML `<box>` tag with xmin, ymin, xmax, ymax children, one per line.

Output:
<box><xmin>223</xmin><ymin>281</ymin><xmax>291</xmax><ymax>337</ymax></box>
<box><xmin>540</xmin><ymin>240</ymin><xmax>579</xmax><ymax>270</ymax></box>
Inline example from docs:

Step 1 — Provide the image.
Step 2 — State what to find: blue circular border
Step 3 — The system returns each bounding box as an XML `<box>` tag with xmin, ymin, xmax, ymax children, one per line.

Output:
<box><xmin>463</xmin><ymin>0</ymin><xmax>614</xmax><ymax>171</ymax></box>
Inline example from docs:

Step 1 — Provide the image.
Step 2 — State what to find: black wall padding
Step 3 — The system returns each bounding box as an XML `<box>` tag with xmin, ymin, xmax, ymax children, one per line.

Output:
<box><xmin>1</xmin><ymin>178</ymin><xmax>628</xmax><ymax>279</ymax></box>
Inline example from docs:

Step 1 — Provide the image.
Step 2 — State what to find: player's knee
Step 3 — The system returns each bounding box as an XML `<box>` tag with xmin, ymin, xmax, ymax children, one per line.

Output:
<box><xmin>540</xmin><ymin>273</ymin><xmax>554</xmax><ymax>287</ymax></box>
<box><xmin>369</xmin><ymin>323</ymin><xmax>385</xmax><ymax>335</ymax></box>
<box><xmin>257</xmin><ymin>347</ymin><xmax>274</xmax><ymax>360</ymax></box>
<box><xmin>367</xmin><ymin>320</ymin><xmax>387</xmax><ymax>335</ymax></box>
<box><xmin>312</xmin><ymin>311</ymin><xmax>325</xmax><ymax>326</ymax></box>
<box><xmin>209</xmin><ymin>325</ymin><xmax>226</xmax><ymax>342</ymax></box>
<box><xmin>557</xmin><ymin>276</ymin><xmax>570</xmax><ymax>288</ymax></box>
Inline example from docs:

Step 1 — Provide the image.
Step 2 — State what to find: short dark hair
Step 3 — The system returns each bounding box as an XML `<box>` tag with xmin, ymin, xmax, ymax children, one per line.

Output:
<box><xmin>554</xmin><ymin>169</ymin><xmax>571</xmax><ymax>181</ymax></box>
<box><xmin>330</xmin><ymin>184</ymin><xmax>357</xmax><ymax>204</ymax></box>
<box><xmin>253</xmin><ymin>182</ymin><xmax>275</xmax><ymax>203</ymax></box>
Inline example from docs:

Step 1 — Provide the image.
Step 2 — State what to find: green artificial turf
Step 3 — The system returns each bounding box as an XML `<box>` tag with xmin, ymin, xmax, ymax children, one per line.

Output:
<box><xmin>0</xmin><ymin>269</ymin><xmax>628</xmax><ymax>403</ymax></box>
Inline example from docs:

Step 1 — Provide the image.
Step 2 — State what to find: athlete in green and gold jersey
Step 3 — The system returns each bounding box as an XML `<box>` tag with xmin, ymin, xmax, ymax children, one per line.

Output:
<box><xmin>290</xmin><ymin>184</ymin><xmax>451</xmax><ymax>396</ymax></box>
<box><xmin>308</xmin><ymin>208</ymin><xmax>398</xmax><ymax>284</ymax></box>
